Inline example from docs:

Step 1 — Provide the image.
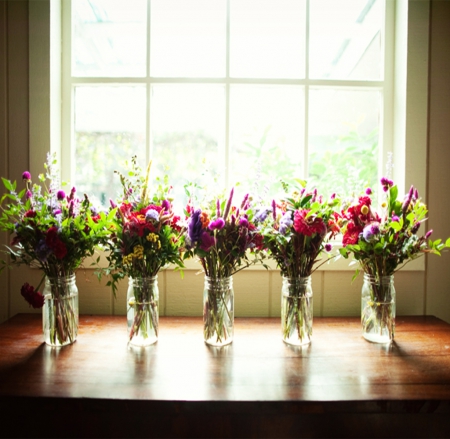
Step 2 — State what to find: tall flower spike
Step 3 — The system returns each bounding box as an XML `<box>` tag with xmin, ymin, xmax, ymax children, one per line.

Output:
<box><xmin>141</xmin><ymin>159</ymin><xmax>152</xmax><ymax>203</ymax></box>
<box><xmin>222</xmin><ymin>187</ymin><xmax>234</xmax><ymax>220</ymax></box>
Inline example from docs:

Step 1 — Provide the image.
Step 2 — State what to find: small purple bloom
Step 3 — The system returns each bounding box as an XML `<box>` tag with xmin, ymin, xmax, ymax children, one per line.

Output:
<box><xmin>365</xmin><ymin>188</ymin><xmax>372</xmax><ymax>195</ymax></box>
<box><xmin>145</xmin><ymin>209</ymin><xmax>159</xmax><ymax>222</ymax></box>
<box><xmin>255</xmin><ymin>208</ymin><xmax>269</xmax><ymax>223</ymax></box>
<box><xmin>22</xmin><ymin>171</ymin><xmax>31</xmax><ymax>181</ymax></box>
<box><xmin>391</xmin><ymin>215</ymin><xmax>400</xmax><ymax>222</ymax></box>
<box><xmin>271</xmin><ymin>200</ymin><xmax>277</xmax><ymax>221</ymax></box>
<box><xmin>325</xmin><ymin>243</ymin><xmax>332</xmax><ymax>252</ymax></box>
<box><xmin>362</xmin><ymin>223</ymin><xmax>380</xmax><ymax>242</ymax></box>
<box><xmin>161</xmin><ymin>200</ymin><xmax>171</xmax><ymax>212</ymax></box>
<box><xmin>381</xmin><ymin>177</ymin><xmax>394</xmax><ymax>192</ymax></box>
<box><xmin>216</xmin><ymin>199</ymin><xmax>221</xmax><ymax>217</ymax></box>
<box><xmin>200</xmin><ymin>231</ymin><xmax>215</xmax><ymax>252</ymax></box>
<box><xmin>53</xmin><ymin>209</ymin><xmax>62</xmax><ymax>215</ymax></box>
<box><xmin>188</xmin><ymin>209</ymin><xmax>203</xmax><ymax>243</ymax></box>
<box><xmin>110</xmin><ymin>199</ymin><xmax>117</xmax><ymax>209</ymax></box>
<box><xmin>25</xmin><ymin>190</ymin><xmax>32</xmax><ymax>200</ymax></box>
<box><xmin>239</xmin><ymin>216</ymin><xmax>249</xmax><ymax>228</ymax></box>
<box><xmin>425</xmin><ymin>229</ymin><xmax>433</xmax><ymax>239</ymax></box>
<box><xmin>330</xmin><ymin>193</ymin><xmax>336</xmax><ymax>200</ymax></box>
<box><xmin>57</xmin><ymin>190</ymin><xmax>66</xmax><ymax>201</ymax></box>
<box><xmin>209</xmin><ymin>218</ymin><xmax>225</xmax><ymax>231</ymax></box>
<box><xmin>35</xmin><ymin>239</ymin><xmax>51</xmax><ymax>263</ymax></box>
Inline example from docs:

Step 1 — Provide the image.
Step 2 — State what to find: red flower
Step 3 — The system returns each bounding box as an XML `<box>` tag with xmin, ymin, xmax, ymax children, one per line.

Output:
<box><xmin>342</xmin><ymin>222</ymin><xmax>363</xmax><ymax>246</ymax></box>
<box><xmin>293</xmin><ymin>209</ymin><xmax>327</xmax><ymax>237</ymax></box>
<box><xmin>45</xmin><ymin>226</ymin><xmax>68</xmax><ymax>259</ymax></box>
<box><xmin>20</xmin><ymin>283</ymin><xmax>45</xmax><ymax>309</ymax></box>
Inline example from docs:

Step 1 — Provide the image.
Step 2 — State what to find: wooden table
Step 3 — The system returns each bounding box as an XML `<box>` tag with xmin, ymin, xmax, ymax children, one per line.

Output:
<box><xmin>0</xmin><ymin>314</ymin><xmax>449</xmax><ymax>438</ymax></box>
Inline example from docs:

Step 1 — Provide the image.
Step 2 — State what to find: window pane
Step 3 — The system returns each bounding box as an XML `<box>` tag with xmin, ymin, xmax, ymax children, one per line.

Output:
<box><xmin>150</xmin><ymin>0</ymin><xmax>226</xmax><ymax>78</ymax></box>
<box><xmin>308</xmin><ymin>87</ymin><xmax>381</xmax><ymax>198</ymax></box>
<box><xmin>151</xmin><ymin>85</ymin><xmax>225</xmax><ymax>211</ymax></box>
<box><xmin>230</xmin><ymin>0</ymin><xmax>306</xmax><ymax>79</ymax></box>
<box><xmin>309</xmin><ymin>0</ymin><xmax>383</xmax><ymax>80</ymax></box>
<box><xmin>72</xmin><ymin>0</ymin><xmax>147</xmax><ymax>77</ymax></box>
<box><xmin>230</xmin><ymin>85</ymin><xmax>304</xmax><ymax>199</ymax></box>
<box><xmin>74</xmin><ymin>86</ymin><xmax>146</xmax><ymax>206</ymax></box>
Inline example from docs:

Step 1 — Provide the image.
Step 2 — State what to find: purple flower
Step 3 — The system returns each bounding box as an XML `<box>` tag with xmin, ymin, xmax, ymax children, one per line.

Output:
<box><xmin>239</xmin><ymin>216</ymin><xmax>249</xmax><ymax>228</ymax></box>
<box><xmin>57</xmin><ymin>190</ymin><xmax>65</xmax><ymax>201</ymax></box>
<box><xmin>22</xmin><ymin>171</ymin><xmax>31</xmax><ymax>181</ymax></box>
<box><xmin>381</xmin><ymin>177</ymin><xmax>394</xmax><ymax>192</ymax></box>
<box><xmin>110</xmin><ymin>199</ymin><xmax>117</xmax><ymax>209</ymax></box>
<box><xmin>188</xmin><ymin>209</ymin><xmax>203</xmax><ymax>243</ymax></box>
<box><xmin>254</xmin><ymin>208</ymin><xmax>270</xmax><ymax>223</ymax></box>
<box><xmin>216</xmin><ymin>199</ymin><xmax>221</xmax><ymax>217</ymax></box>
<box><xmin>325</xmin><ymin>243</ymin><xmax>332</xmax><ymax>252</ymax></box>
<box><xmin>391</xmin><ymin>215</ymin><xmax>400</xmax><ymax>222</ymax></box>
<box><xmin>200</xmin><ymin>231</ymin><xmax>215</xmax><ymax>251</ymax></box>
<box><xmin>362</xmin><ymin>223</ymin><xmax>380</xmax><ymax>242</ymax></box>
<box><xmin>161</xmin><ymin>200</ymin><xmax>171</xmax><ymax>212</ymax></box>
<box><xmin>271</xmin><ymin>200</ymin><xmax>277</xmax><ymax>221</ymax></box>
<box><xmin>25</xmin><ymin>190</ymin><xmax>32</xmax><ymax>200</ymax></box>
<box><xmin>35</xmin><ymin>239</ymin><xmax>51</xmax><ymax>262</ymax></box>
<box><xmin>209</xmin><ymin>218</ymin><xmax>225</xmax><ymax>231</ymax></box>
<box><xmin>240</xmin><ymin>193</ymin><xmax>249</xmax><ymax>209</ymax></box>
<box><xmin>365</xmin><ymin>188</ymin><xmax>372</xmax><ymax>195</ymax></box>
<box><xmin>53</xmin><ymin>209</ymin><xmax>62</xmax><ymax>215</ymax></box>
<box><xmin>145</xmin><ymin>209</ymin><xmax>160</xmax><ymax>222</ymax></box>
<box><xmin>425</xmin><ymin>229</ymin><xmax>433</xmax><ymax>239</ymax></box>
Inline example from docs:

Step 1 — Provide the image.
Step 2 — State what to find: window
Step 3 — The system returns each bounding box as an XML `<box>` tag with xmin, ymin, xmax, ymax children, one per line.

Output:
<box><xmin>63</xmin><ymin>0</ymin><xmax>391</xmax><ymax>211</ymax></box>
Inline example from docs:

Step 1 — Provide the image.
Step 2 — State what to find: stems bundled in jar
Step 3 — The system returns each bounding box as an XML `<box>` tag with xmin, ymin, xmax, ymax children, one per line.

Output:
<box><xmin>281</xmin><ymin>276</ymin><xmax>313</xmax><ymax>345</ymax></box>
<box><xmin>203</xmin><ymin>276</ymin><xmax>234</xmax><ymax>346</ymax></box>
<box><xmin>361</xmin><ymin>274</ymin><xmax>395</xmax><ymax>343</ymax></box>
<box><xmin>127</xmin><ymin>276</ymin><xmax>159</xmax><ymax>347</ymax></box>
<box><xmin>43</xmin><ymin>275</ymin><xmax>79</xmax><ymax>347</ymax></box>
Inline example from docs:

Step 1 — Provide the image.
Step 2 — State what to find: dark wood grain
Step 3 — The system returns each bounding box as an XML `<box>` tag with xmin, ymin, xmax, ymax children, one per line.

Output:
<box><xmin>1</xmin><ymin>314</ymin><xmax>449</xmax><ymax>438</ymax></box>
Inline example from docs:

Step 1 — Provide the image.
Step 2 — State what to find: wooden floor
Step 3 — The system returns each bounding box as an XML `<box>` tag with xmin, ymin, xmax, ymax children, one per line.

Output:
<box><xmin>1</xmin><ymin>314</ymin><xmax>450</xmax><ymax>438</ymax></box>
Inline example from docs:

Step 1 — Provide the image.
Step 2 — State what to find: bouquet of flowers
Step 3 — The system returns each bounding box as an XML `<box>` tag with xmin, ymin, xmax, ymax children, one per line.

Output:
<box><xmin>184</xmin><ymin>187</ymin><xmax>266</xmax><ymax>345</ymax></box>
<box><xmin>105</xmin><ymin>156</ymin><xmax>184</xmax><ymax>345</ymax></box>
<box><xmin>0</xmin><ymin>153</ymin><xmax>113</xmax><ymax>345</ymax></box>
<box><xmin>258</xmin><ymin>181</ymin><xmax>341</xmax><ymax>344</ymax></box>
<box><xmin>340</xmin><ymin>178</ymin><xmax>450</xmax><ymax>341</ymax></box>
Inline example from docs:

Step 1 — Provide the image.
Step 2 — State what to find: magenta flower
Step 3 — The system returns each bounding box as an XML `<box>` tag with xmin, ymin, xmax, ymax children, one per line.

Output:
<box><xmin>22</xmin><ymin>171</ymin><xmax>31</xmax><ymax>181</ymax></box>
<box><xmin>209</xmin><ymin>218</ymin><xmax>225</xmax><ymax>231</ymax></box>
<box><xmin>200</xmin><ymin>231</ymin><xmax>215</xmax><ymax>251</ymax></box>
<box><xmin>57</xmin><ymin>190</ymin><xmax>66</xmax><ymax>200</ymax></box>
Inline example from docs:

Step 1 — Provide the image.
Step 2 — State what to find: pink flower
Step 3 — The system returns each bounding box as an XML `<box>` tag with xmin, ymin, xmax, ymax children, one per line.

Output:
<box><xmin>293</xmin><ymin>209</ymin><xmax>326</xmax><ymax>237</ymax></box>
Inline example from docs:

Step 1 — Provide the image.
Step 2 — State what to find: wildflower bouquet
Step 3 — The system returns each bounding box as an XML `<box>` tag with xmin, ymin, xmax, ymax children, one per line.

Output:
<box><xmin>105</xmin><ymin>156</ymin><xmax>184</xmax><ymax>345</ymax></box>
<box><xmin>0</xmin><ymin>153</ymin><xmax>113</xmax><ymax>345</ymax></box>
<box><xmin>184</xmin><ymin>187</ymin><xmax>266</xmax><ymax>345</ymax></box>
<box><xmin>340</xmin><ymin>178</ymin><xmax>450</xmax><ymax>341</ymax></box>
<box><xmin>259</xmin><ymin>181</ymin><xmax>341</xmax><ymax>344</ymax></box>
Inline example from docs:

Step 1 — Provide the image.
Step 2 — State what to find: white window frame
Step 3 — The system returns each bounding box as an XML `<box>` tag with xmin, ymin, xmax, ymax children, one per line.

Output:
<box><xmin>29</xmin><ymin>0</ymin><xmax>429</xmax><ymax>271</ymax></box>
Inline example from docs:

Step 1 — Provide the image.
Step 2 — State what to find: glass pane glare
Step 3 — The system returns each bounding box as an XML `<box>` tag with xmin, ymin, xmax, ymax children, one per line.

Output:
<box><xmin>230</xmin><ymin>0</ymin><xmax>306</xmax><ymax>79</ymax></box>
<box><xmin>150</xmin><ymin>0</ymin><xmax>226</xmax><ymax>78</ymax></box>
<box><xmin>230</xmin><ymin>86</ymin><xmax>304</xmax><ymax>199</ymax></box>
<box><xmin>72</xmin><ymin>0</ymin><xmax>147</xmax><ymax>77</ymax></box>
<box><xmin>151</xmin><ymin>85</ymin><xmax>225</xmax><ymax>211</ymax></box>
<box><xmin>74</xmin><ymin>86</ymin><xmax>146</xmax><ymax>206</ymax></box>
<box><xmin>308</xmin><ymin>88</ymin><xmax>380</xmax><ymax>198</ymax></box>
<box><xmin>309</xmin><ymin>0</ymin><xmax>383</xmax><ymax>80</ymax></box>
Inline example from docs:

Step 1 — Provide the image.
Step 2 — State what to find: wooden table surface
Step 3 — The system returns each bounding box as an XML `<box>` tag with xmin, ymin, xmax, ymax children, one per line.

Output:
<box><xmin>1</xmin><ymin>314</ymin><xmax>450</xmax><ymax>438</ymax></box>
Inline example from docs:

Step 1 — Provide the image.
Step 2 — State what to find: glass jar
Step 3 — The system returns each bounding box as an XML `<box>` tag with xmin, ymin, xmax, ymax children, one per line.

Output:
<box><xmin>42</xmin><ymin>274</ymin><xmax>79</xmax><ymax>347</ymax></box>
<box><xmin>281</xmin><ymin>276</ymin><xmax>313</xmax><ymax>346</ymax></box>
<box><xmin>361</xmin><ymin>273</ymin><xmax>396</xmax><ymax>343</ymax></box>
<box><xmin>203</xmin><ymin>276</ymin><xmax>234</xmax><ymax>347</ymax></box>
<box><xmin>127</xmin><ymin>276</ymin><xmax>159</xmax><ymax>347</ymax></box>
